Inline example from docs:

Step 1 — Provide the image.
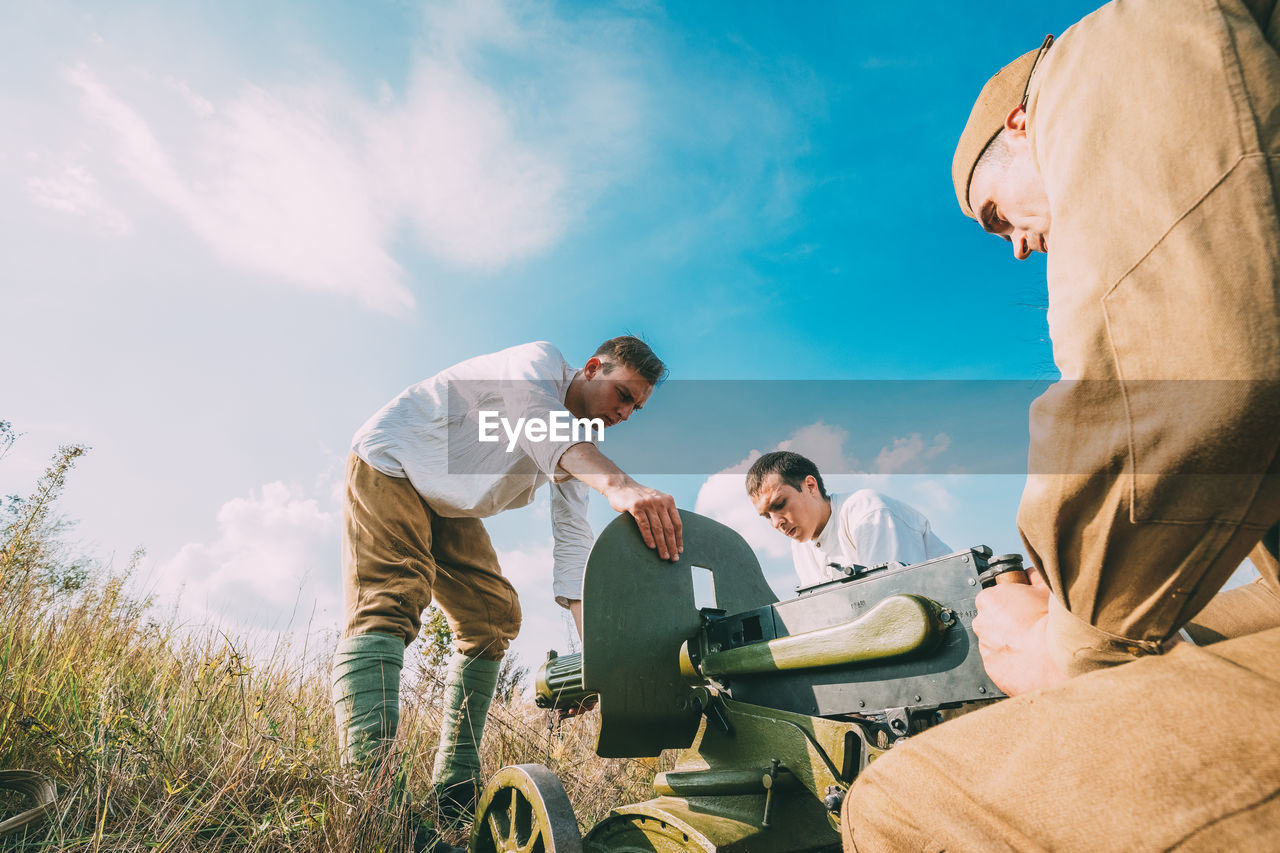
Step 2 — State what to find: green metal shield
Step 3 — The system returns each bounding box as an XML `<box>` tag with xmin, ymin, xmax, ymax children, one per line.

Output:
<box><xmin>582</xmin><ymin>510</ymin><xmax>777</xmax><ymax>758</ymax></box>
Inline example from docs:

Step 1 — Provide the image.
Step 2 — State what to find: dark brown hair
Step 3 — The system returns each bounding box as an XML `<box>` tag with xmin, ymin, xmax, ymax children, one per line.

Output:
<box><xmin>593</xmin><ymin>336</ymin><xmax>668</xmax><ymax>385</ymax></box>
<box><xmin>745</xmin><ymin>450</ymin><xmax>828</xmax><ymax>499</ymax></box>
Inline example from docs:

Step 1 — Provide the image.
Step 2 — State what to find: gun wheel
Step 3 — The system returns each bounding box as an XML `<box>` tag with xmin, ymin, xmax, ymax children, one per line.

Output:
<box><xmin>0</xmin><ymin>770</ymin><xmax>57</xmax><ymax>839</ymax></box>
<box><xmin>584</xmin><ymin>813</ymin><xmax>717</xmax><ymax>852</ymax></box>
<box><xmin>469</xmin><ymin>764</ymin><xmax>583</xmax><ymax>853</ymax></box>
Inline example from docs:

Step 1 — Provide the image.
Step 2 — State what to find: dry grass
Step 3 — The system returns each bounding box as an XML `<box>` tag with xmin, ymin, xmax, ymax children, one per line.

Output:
<box><xmin>0</xmin><ymin>437</ymin><xmax>671</xmax><ymax>851</ymax></box>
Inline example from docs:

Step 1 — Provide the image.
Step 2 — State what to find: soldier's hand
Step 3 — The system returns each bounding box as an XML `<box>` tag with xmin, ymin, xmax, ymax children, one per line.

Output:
<box><xmin>972</xmin><ymin>567</ymin><xmax>1067</xmax><ymax>696</ymax></box>
<box><xmin>604</xmin><ymin>484</ymin><xmax>683</xmax><ymax>561</ymax></box>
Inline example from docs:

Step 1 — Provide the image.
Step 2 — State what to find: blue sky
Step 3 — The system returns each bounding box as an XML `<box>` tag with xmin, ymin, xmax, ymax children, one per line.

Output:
<box><xmin>4</xmin><ymin>1</ymin><xmax>1127</xmax><ymax>672</ymax></box>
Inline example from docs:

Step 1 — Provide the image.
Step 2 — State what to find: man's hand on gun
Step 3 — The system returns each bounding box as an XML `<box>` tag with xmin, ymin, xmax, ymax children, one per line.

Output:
<box><xmin>558</xmin><ymin>444</ymin><xmax>684</xmax><ymax>561</ymax></box>
<box><xmin>604</xmin><ymin>483</ymin><xmax>683</xmax><ymax>561</ymax></box>
<box><xmin>972</xmin><ymin>565</ymin><xmax>1067</xmax><ymax>696</ymax></box>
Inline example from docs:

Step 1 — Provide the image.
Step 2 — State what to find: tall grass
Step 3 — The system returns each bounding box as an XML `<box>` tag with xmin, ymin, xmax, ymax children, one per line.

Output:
<box><xmin>0</xmin><ymin>428</ymin><xmax>670</xmax><ymax>851</ymax></box>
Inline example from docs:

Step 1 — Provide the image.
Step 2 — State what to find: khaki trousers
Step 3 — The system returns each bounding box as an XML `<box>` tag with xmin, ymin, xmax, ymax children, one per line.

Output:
<box><xmin>842</xmin><ymin>624</ymin><xmax>1280</xmax><ymax>852</ymax></box>
<box><xmin>341</xmin><ymin>453</ymin><xmax>521</xmax><ymax>660</ymax></box>
<box><xmin>1185</xmin><ymin>539</ymin><xmax>1280</xmax><ymax>643</ymax></box>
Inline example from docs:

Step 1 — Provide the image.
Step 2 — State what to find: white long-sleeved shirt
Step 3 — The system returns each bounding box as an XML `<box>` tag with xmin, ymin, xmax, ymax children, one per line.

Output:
<box><xmin>791</xmin><ymin>490</ymin><xmax>951</xmax><ymax>589</ymax></box>
<box><xmin>351</xmin><ymin>341</ymin><xmax>594</xmax><ymax>606</ymax></box>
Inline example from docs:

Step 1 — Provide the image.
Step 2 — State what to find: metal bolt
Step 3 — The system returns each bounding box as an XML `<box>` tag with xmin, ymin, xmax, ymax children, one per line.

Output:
<box><xmin>978</xmin><ymin>686</ymin><xmax>986</xmax><ymax>694</ymax></box>
<box><xmin>914</xmin><ymin>695</ymin><xmax>921</xmax><ymax>702</ymax></box>
<box><xmin>858</xmin><ymin>700</ymin><xmax>865</xmax><ymax>708</ymax></box>
<box><xmin>968</xmin><ymin>577</ymin><xmax>977</xmax><ymax>586</ymax></box>
<box><xmin>961</xmin><ymin>555</ymin><xmax>969</xmax><ymax>564</ymax></box>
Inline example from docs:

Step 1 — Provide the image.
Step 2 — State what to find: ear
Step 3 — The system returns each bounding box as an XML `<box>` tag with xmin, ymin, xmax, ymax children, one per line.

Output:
<box><xmin>583</xmin><ymin>356</ymin><xmax>603</xmax><ymax>378</ymax></box>
<box><xmin>1004</xmin><ymin>104</ymin><xmax>1028</xmax><ymax>134</ymax></box>
<box><xmin>803</xmin><ymin>475</ymin><xmax>819</xmax><ymax>495</ymax></box>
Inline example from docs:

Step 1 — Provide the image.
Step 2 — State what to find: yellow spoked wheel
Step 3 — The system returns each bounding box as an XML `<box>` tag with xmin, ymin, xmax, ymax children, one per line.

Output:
<box><xmin>469</xmin><ymin>764</ymin><xmax>582</xmax><ymax>853</ymax></box>
<box><xmin>0</xmin><ymin>770</ymin><xmax>56</xmax><ymax>839</ymax></box>
<box><xmin>583</xmin><ymin>812</ymin><xmax>717</xmax><ymax>853</ymax></box>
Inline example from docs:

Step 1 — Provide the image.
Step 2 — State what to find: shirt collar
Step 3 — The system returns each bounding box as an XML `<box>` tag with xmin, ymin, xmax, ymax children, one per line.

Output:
<box><xmin>811</xmin><ymin>492</ymin><xmax>844</xmax><ymax>552</ymax></box>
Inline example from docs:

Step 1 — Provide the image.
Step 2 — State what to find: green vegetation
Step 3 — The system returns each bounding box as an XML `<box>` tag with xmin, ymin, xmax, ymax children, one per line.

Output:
<box><xmin>0</xmin><ymin>423</ymin><xmax>668</xmax><ymax>850</ymax></box>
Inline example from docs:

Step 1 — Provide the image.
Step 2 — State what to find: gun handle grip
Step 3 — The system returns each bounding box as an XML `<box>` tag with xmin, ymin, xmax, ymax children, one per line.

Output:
<box><xmin>993</xmin><ymin>569</ymin><xmax>1030</xmax><ymax>585</ymax></box>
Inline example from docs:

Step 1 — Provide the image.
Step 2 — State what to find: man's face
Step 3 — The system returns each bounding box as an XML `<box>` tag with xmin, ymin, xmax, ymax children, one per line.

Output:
<box><xmin>751</xmin><ymin>472</ymin><xmax>829</xmax><ymax>542</ymax></box>
<box><xmin>968</xmin><ymin>107</ymin><xmax>1051</xmax><ymax>261</ymax></box>
<box><xmin>576</xmin><ymin>359</ymin><xmax>653</xmax><ymax>427</ymax></box>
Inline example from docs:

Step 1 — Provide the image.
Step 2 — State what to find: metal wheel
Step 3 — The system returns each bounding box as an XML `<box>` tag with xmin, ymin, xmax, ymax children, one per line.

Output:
<box><xmin>469</xmin><ymin>764</ymin><xmax>582</xmax><ymax>853</ymax></box>
<box><xmin>0</xmin><ymin>770</ymin><xmax>56</xmax><ymax>839</ymax></box>
<box><xmin>584</xmin><ymin>812</ymin><xmax>715</xmax><ymax>853</ymax></box>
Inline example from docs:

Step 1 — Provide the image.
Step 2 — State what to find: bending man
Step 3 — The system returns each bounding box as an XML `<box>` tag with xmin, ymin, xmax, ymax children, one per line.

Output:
<box><xmin>332</xmin><ymin>337</ymin><xmax>682</xmax><ymax>824</ymax></box>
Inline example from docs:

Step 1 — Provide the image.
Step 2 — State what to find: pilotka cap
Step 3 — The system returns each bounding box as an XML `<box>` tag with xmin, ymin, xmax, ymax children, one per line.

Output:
<box><xmin>952</xmin><ymin>35</ymin><xmax>1054</xmax><ymax>219</ymax></box>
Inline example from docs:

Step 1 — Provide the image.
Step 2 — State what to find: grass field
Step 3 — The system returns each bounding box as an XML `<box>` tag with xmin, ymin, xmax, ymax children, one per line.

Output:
<box><xmin>0</xmin><ymin>429</ymin><xmax>667</xmax><ymax>851</ymax></box>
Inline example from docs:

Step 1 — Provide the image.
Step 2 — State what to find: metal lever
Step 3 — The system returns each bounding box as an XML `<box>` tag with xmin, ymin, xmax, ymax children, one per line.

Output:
<box><xmin>761</xmin><ymin>759</ymin><xmax>780</xmax><ymax>828</ymax></box>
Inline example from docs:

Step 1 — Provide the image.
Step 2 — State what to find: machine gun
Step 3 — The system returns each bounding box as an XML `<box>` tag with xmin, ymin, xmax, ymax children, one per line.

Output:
<box><xmin>468</xmin><ymin>510</ymin><xmax>1023</xmax><ymax>853</ymax></box>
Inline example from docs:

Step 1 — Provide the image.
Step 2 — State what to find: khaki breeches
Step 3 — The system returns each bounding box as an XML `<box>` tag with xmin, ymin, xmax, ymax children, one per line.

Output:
<box><xmin>341</xmin><ymin>453</ymin><xmax>521</xmax><ymax>660</ymax></box>
<box><xmin>841</xmin><ymin>624</ymin><xmax>1280</xmax><ymax>852</ymax></box>
<box><xmin>1185</xmin><ymin>545</ymin><xmax>1280</xmax><ymax>644</ymax></box>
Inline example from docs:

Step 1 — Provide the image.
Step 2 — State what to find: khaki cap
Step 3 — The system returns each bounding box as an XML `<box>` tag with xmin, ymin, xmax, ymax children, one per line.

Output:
<box><xmin>952</xmin><ymin>36</ymin><xmax>1053</xmax><ymax>219</ymax></box>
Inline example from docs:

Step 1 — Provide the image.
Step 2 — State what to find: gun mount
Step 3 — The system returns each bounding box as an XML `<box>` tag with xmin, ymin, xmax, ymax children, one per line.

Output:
<box><xmin>473</xmin><ymin>510</ymin><xmax>1017</xmax><ymax>853</ymax></box>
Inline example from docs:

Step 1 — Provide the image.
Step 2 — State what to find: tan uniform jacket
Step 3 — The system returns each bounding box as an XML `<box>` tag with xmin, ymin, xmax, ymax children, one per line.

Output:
<box><xmin>1020</xmin><ymin>0</ymin><xmax>1280</xmax><ymax>674</ymax></box>
<box><xmin>841</xmin><ymin>4</ymin><xmax>1280</xmax><ymax>848</ymax></box>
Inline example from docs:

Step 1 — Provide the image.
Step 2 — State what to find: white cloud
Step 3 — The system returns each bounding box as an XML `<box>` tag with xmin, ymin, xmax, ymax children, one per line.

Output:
<box><xmin>14</xmin><ymin>0</ymin><xmax>649</xmax><ymax>313</ymax></box>
<box><xmin>150</xmin><ymin>472</ymin><xmax>576</xmax><ymax>672</ymax></box>
<box><xmin>495</xmin><ymin>541</ymin><xmax>555</xmax><ymax>589</ymax></box>
<box><xmin>153</xmin><ymin>481</ymin><xmax>341</xmax><ymax>637</ymax></box>
<box><xmin>25</xmin><ymin>160</ymin><xmax>132</xmax><ymax>235</ymax></box>
<box><xmin>163</xmin><ymin>76</ymin><xmax>214</xmax><ymax>117</ymax></box>
<box><xmin>777</xmin><ymin>420</ymin><xmax>860</xmax><ymax>472</ymax></box>
<box><xmin>370</xmin><ymin>58</ymin><xmax>565</xmax><ymax>271</ymax></box>
<box><xmin>64</xmin><ymin>63</ymin><xmax>412</xmax><ymax>312</ymax></box>
<box><xmin>872</xmin><ymin>433</ymin><xmax>952</xmax><ymax>474</ymax></box>
<box><xmin>906</xmin><ymin>478</ymin><xmax>957</xmax><ymax>517</ymax></box>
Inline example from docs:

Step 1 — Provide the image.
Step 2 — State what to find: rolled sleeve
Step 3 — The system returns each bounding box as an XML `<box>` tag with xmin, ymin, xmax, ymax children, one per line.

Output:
<box><xmin>550</xmin><ymin>479</ymin><xmax>593</xmax><ymax>607</ymax></box>
<box><xmin>1046</xmin><ymin>593</ymin><xmax>1165</xmax><ymax>678</ymax></box>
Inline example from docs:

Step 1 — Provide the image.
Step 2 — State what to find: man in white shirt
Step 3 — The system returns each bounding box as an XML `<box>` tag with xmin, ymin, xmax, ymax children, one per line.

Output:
<box><xmin>746</xmin><ymin>451</ymin><xmax>950</xmax><ymax>587</ymax></box>
<box><xmin>332</xmin><ymin>337</ymin><xmax>682</xmax><ymax>827</ymax></box>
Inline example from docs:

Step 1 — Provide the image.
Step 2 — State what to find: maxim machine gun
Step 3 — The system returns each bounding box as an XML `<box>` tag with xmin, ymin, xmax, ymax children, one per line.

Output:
<box><xmin>467</xmin><ymin>511</ymin><xmax>1026</xmax><ymax>853</ymax></box>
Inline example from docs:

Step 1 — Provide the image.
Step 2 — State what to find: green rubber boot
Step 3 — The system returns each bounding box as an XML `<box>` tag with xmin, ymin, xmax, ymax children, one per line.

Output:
<box><xmin>431</xmin><ymin>652</ymin><xmax>500</xmax><ymax>821</ymax></box>
<box><xmin>332</xmin><ymin>632</ymin><xmax>405</xmax><ymax>770</ymax></box>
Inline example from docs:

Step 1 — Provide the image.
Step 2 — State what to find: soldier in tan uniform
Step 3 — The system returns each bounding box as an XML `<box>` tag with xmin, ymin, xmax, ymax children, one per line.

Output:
<box><xmin>841</xmin><ymin>0</ymin><xmax>1280</xmax><ymax>849</ymax></box>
